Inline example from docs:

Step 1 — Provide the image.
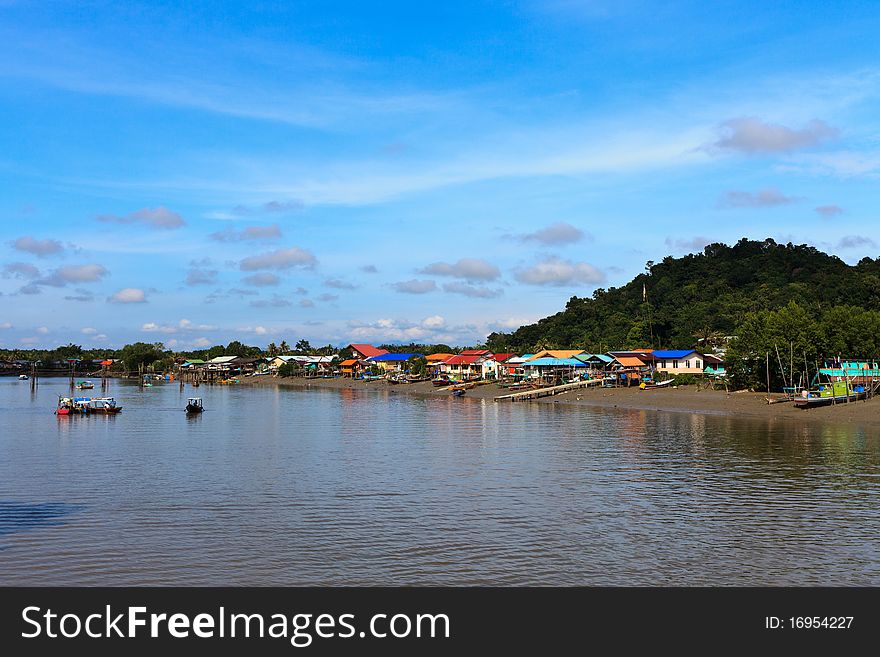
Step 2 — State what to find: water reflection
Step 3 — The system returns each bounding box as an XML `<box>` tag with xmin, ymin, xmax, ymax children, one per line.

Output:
<box><xmin>0</xmin><ymin>378</ymin><xmax>878</xmax><ymax>585</ymax></box>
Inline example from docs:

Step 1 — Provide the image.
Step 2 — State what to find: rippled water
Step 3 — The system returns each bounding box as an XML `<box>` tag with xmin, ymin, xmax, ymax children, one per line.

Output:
<box><xmin>1</xmin><ymin>377</ymin><xmax>879</xmax><ymax>585</ymax></box>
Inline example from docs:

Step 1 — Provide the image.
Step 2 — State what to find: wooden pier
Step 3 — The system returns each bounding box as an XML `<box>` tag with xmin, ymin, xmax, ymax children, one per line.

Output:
<box><xmin>494</xmin><ymin>377</ymin><xmax>605</xmax><ymax>402</ymax></box>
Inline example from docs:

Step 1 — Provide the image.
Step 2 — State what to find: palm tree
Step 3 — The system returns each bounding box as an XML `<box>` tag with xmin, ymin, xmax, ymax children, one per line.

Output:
<box><xmin>693</xmin><ymin>326</ymin><xmax>723</xmax><ymax>352</ymax></box>
<box><xmin>279</xmin><ymin>340</ymin><xmax>290</xmax><ymax>355</ymax></box>
<box><xmin>267</xmin><ymin>342</ymin><xmax>278</xmax><ymax>357</ymax></box>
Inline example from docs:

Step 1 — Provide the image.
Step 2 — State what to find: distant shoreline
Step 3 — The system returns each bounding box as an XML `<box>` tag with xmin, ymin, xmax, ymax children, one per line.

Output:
<box><xmin>239</xmin><ymin>375</ymin><xmax>880</xmax><ymax>432</ymax></box>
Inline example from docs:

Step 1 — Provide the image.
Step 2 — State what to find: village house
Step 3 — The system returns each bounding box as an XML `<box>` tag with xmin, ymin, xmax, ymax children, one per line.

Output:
<box><xmin>348</xmin><ymin>344</ymin><xmax>388</xmax><ymax>360</ymax></box>
<box><xmin>366</xmin><ymin>353</ymin><xmax>423</xmax><ymax>373</ymax></box>
<box><xmin>652</xmin><ymin>349</ymin><xmax>706</xmax><ymax>375</ymax></box>
<box><xmin>481</xmin><ymin>353</ymin><xmax>515</xmax><ymax>379</ymax></box>
<box><xmin>439</xmin><ymin>353</ymin><xmax>486</xmax><ymax>380</ymax></box>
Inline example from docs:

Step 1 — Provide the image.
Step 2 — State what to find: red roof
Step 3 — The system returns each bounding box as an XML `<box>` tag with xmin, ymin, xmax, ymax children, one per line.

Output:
<box><xmin>460</xmin><ymin>349</ymin><xmax>491</xmax><ymax>356</ymax></box>
<box><xmin>490</xmin><ymin>353</ymin><xmax>515</xmax><ymax>362</ymax></box>
<box><xmin>443</xmin><ymin>354</ymin><xmax>483</xmax><ymax>365</ymax></box>
<box><xmin>349</xmin><ymin>344</ymin><xmax>388</xmax><ymax>358</ymax></box>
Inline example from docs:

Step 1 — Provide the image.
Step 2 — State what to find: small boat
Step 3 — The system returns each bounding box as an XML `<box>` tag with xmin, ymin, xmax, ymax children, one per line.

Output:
<box><xmin>185</xmin><ymin>397</ymin><xmax>204</xmax><ymax>414</ymax></box>
<box><xmin>640</xmin><ymin>378</ymin><xmax>675</xmax><ymax>390</ymax></box>
<box><xmin>452</xmin><ymin>389</ymin><xmax>466</xmax><ymax>397</ymax></box>
<box><xmin>76</xmin><ymin>380</ymin><xmax>95</xmax><ymax>390</ymax></box>
<box><xmin>19</xmin><ymin>374</ymin><xmax>28</xmax><ymax>380</ymax></box>
<box><xmin>794</xmin><ymin>380</ymin><xmax>866</xmax><ymax>408</ymax></box>
<box><xmin>55</xmin><ymin>396</ymin><xmax>74</xmax><ymax>415</ymax></box>
<box><xmin>432</xmin><ymin>377</ymin><xmax>451</xmax><ymax>387</ymax></box>
<box><xmin>86</xmin><ymin>397</ymin><xmax>123</xmax><ymax>414</ymax></box>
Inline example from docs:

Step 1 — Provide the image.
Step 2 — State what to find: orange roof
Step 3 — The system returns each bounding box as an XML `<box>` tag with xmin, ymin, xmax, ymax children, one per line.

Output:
<box><xmin>426</xmin><ymin>353</ymin><xmax>455</xmax><ymax>362</ymax></box>
<box><xmin>615</xmin><ymin>356</ymin><xmax>647</xmax><ymax>367</ymax></box>
<box><xmin>339</xmin><ymin>359</ymin><xmax>358</xmax><ymax>366</ymax></box>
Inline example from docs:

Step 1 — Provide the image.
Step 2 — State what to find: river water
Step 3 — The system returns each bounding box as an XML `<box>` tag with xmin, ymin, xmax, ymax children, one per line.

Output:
<box><xmin>1</xmin><ymin>377</ymin><xmax>878</xmax><ymax>585</ymax></box>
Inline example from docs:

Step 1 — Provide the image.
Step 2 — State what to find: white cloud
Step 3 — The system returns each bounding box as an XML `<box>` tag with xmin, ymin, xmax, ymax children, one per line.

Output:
<box><xmin>419</xmin><ymin>258</ymin><xmax>500</xmax><ymax>281</ymax></box>
<box><xmin>97</xmin><ymin>207</ymin><xmax>185</xmax><ymax>229</ymax></box>
<box><xmin>81</xmin><ymin>327</ymin><xmax>98</xmax><ymax>335</ymax></box>
<box><xmin>36</xmin><ymin>326</ymin><xmax>49</xmax><ymax>334</ymax></box>
<box><xmin>109</xmin><ymin>287</ymin><xmax>147</xmax><ymax>303</ymax></box>
<box><xmin>142</xmin><ymin>322</ymin><xmax>176</xmax><ymax>333</ymax></box>
<box><xmin>193</xmin><ymin>337</ymin><xmax>212</xmax><ymax>347</ymax></box>
<box><xmin>0</xmin><ymin>322</ymin><xmax>12</xmax><ymax>329</ymax></box>
<box><xmin>239</xmin><ymin>247</ymin><xmax>317</xmax><ymax>271</ymax></box>
<box><xmin>421</xmin><ymin>315</ymin><xmax>446</xmax><ymax>329</ymax></box>
<box><xmin>12</xmin><ymin>236</ymin><xmax>64</xmax><ymax>257</ymax></box>
<box><xmin>712</xmin><ymin>117</ymin><xmax>838</xmax><ymax>154</ymax></box>
<box><xmin>514</xmin><ymin>256</ymin><xmax>606</xmax><ymax>287</ymax></box>
<box><xmin>324</xmin><ymin>278</ymin><xmax>358</xmax><ymax>290</ymax></box>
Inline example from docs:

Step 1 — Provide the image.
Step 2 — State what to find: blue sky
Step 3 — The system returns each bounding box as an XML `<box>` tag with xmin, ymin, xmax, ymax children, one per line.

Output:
<box><xmin>2</xmin><ymin>0</ymin><xmax>880</xmax><ymax>349</ymax></box>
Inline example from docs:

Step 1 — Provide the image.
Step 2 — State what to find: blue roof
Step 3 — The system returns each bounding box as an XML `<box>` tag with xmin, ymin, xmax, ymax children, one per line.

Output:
<box><xmin>652</xmin><ymin>350</ymin><xmax>698</xmax><ymax>359</ymax></box>
<box><xmin>525</xmin><ymin>357</ymin><xmax>587</xmax><ymax>367</ymax></box>
<box><xmin>366</xmin><ymin>353</ymin><xmax>423</xmax><ymax>362</ymax></box>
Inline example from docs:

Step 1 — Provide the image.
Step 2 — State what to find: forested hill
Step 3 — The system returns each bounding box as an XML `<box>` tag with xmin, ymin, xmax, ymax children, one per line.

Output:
<box><xmin>487</xmin><ymin>238</ymin><xmax>880</xmax><ymax>353</ymax></box>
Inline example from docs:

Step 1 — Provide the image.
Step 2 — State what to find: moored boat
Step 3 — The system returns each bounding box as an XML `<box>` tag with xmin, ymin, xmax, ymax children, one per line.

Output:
<box><xmin>87</xmin><ymin>397</ymin><xmax>123</xmax><ymax>414</ymax></box>
<box><xmin>19</xmin><ymin>374</ymin><xmax>28</xmax><ymax>380</ymax></box>
<box><xmin>794</xmin><ymin>380</ymin><xmax>866</xmax><ymax>408</ymax></box>
<box><xmin>76</xmin><ymin>380</ymin><xmax>95</xmax><ymax>390</ymax></box>
<box><xmin>185</xmin><ymin>397</ymin><xmax>204</xmax><ymax>414</ymax></box>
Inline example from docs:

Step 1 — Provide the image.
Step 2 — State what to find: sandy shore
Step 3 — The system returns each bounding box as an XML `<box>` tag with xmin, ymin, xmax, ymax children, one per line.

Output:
<box><xmin>240</xmin><ymin>375</ymin><xmax>880</xmax><ymax>431</ymax></box>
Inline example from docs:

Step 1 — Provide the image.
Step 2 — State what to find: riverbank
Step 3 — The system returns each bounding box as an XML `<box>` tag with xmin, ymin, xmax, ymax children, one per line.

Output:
<box><xmin>241</xmin><ymin>375</ymin><xmax>880</xmax><ymax>430</ymax></box>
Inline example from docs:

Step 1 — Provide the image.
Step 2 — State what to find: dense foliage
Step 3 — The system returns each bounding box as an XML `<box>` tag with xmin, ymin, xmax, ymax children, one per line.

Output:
<box><xmin>487</xmin><ymin>238</ymin><xmax>880</xmax><ymax>356</ymax></box>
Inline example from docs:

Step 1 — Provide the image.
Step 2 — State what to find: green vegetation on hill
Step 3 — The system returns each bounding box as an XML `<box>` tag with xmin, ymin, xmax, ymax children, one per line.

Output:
<box><xmin>487</xmin><ymin>238</ymin><xmax>880</xmax><ymax>353</ymax></box>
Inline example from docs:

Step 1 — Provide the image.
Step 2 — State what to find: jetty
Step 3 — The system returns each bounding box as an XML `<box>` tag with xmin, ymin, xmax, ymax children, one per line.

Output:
<box><xmin>494</xmin><ymin>377</ymin><xmax>605</xmax><ymax>402</ymax></box>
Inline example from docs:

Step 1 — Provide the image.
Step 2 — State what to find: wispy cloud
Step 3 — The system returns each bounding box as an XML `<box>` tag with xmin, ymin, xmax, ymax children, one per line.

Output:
<box><xmin>664</xmin><ymin>236</ymin><xmax>713</xmax><ymax>251</ymax></box>
<box><xmin>837</xmin><ymin>235</ymin><xmax>877</xmax><ymax>249</ymax></box>
<box><xmin>324</xmin><ymin>278</ymin><xmax>358</xmax><ymax>290</ymax></box>
<box><xmin>517</xmin><ymin>222</ymin><xmax>588</xmax><ymax>245</ymax></box>
<box><xmin>97</xmin><ymin>207</ymin><xmax>185</xmax><ymax>229</ymax></box>
<box><xmin>711</xmin><ymin>117</ymin><xmax>838</xmax><ymax>154</ymax></box>
<box><xmin>11</xmin><ymin>236</ymin><xmax>64</xmax><ymax>257</ymax></box>
<box><xmin>2</xmin><ymin>262</ymin><xmax>40</xmax><ymax>279</ymax></box>
<box><xmin>209</xmin><ymin>224</ymin><xmax>282</xmax><ymax>242</ymax></box>
<box><xmin>185</xmin><ymin>268</ymin><xmax>218</xmax><ymax>286</ymax></box>
<box><xmin>391</xmin><ymin>279</ymin><xmax>437</xmax><ymax>294</ymax></box>
<box><xmin>38</xmin><ymin>264</ymin><xmax>108</xmax><ymax>287</ymax></box>
<box><xmin>718</xmin><ymin>188</ymin><xmax>799</xmax><ymax>208</ymax></box>
<box><xmin>442</xmin><ymin>282</ymin><xmax>503</xmax><ymax>298</ymax></box>
<box><xmin>242</xmin><ymin>273</ymin><xmax>280</xmax><ymax>287</ymax></box>
<box><xmin>109</xmin><ymin>287</ymin><xmax>147</xmax><ymax>303</ymax></box>
<box><xmin>239</xmin><ymin>247</ymin><xmax>317</xmax><ymax>271</ymax></box>
<box><xmin>419</xmin><ymin>258</ymin><xmax>500</xmax><ymax>282</ymax></box>
<box><xmin>815</xmin><ymin>205</ymin><xmax>844</xmax><ymax>218</ymax></box>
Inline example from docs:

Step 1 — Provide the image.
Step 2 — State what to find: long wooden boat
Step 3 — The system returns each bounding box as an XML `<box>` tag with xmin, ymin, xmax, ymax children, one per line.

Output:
<box><xmin>794</xmin><ymin>380</ymin><xmax>866</xmax><ymax>408</ymax></box>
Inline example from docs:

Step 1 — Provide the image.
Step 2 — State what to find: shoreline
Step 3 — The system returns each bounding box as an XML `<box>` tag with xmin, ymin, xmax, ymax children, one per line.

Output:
<box><xmin>240</xmin><ymin>375</ymin><xmax>880</xmax><ymax>431</ymax></box>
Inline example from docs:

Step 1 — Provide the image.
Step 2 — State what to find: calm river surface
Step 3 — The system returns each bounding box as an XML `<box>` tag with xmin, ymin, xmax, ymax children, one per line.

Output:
<box><xmin>1</xmin><ymin>377</ymin><xmax>879</xmax><ymax>585</ymax></box>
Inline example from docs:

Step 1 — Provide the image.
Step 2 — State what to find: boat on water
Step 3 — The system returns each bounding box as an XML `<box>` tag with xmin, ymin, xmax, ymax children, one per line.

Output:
<box><xmin>794</xmin><ymin>380</ymin><xmax>866</xmax><ymax>408</ymax></box>
<box><xmin>76</xmin><ymin>380</ymin><xmax>95</xmax><ymax>390</ymax></box>
<box><xmin>18</xmin><ymin>374</ymin><xmax>28</xmax><ymax>380</ymax></box>
<box><xmin>452</xmin><ymin>389</ymin><xmax>466</xmax><ymax>397</ymax></box>
<box><xmin>55</xmin><ymin>396</ymin><xmax>122</xmax><ymax>415</ymax></box>
<box><xmin>185</xmin><ymin>397</ymin><xmax>204</xmax><ymax>414</ymax></box>
<box><xmin>432</xmin><ymin>376</ymin><xmax>451</xmax><ymax>387</ymax></box>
